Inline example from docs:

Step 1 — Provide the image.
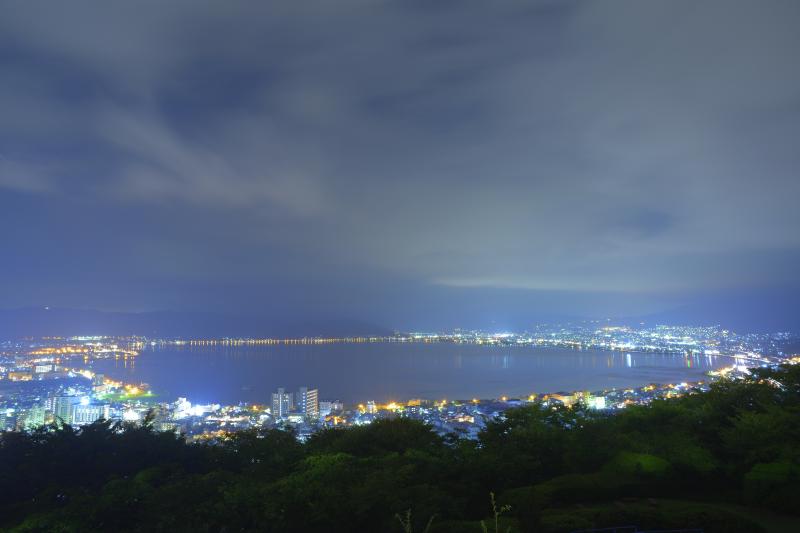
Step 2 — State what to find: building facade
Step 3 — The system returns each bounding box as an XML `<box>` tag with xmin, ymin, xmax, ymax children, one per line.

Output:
<box><xmin>296</xmin><ymin>387</ymin><xmax>319</xmax><ymax>418</ymax></box>
<box><xmin>271</xmin><ymin>388</ymin><xmax>293</xmax><ymax>419</ymax></box>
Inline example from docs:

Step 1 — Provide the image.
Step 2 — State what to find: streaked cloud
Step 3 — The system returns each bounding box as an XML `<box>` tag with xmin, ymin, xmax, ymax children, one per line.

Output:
<box><xmin>0</xmin><ymin>0</ymin><xmax>798</xmax><ymax>327</ymax></box>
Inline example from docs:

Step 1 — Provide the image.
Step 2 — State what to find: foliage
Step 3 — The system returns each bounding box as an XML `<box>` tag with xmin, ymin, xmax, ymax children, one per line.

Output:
<box><xmin>3</xmin><ymin>365</ymin><xmax>800</xmax><ymax>531</ymax></box>
<box><xmin>480</xmin><ymin>492</ymin><xmax>512</xmax><ymax>533</ymax></box>
<box><xmin>396</xmin><ymin>508</ymin><xmax>436</xmax><ymax>533</ymax></box>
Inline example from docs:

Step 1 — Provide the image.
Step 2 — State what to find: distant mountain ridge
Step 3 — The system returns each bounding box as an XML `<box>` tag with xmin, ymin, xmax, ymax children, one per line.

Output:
<box><xmin>621</xmin><ymin>290</ymin><xmax>800</xmax><ymax>333</ymax></box>
<box><xmin>0</xmin><ymin>307</ymin><xmax>392</xmax><ymax>339</ymax></box>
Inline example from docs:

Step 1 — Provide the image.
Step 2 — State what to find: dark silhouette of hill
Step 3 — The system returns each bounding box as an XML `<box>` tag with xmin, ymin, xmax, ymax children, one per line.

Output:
<box><xmin>618</xmin><ymin>288</ymin><xmax>800</xmax><ymax>332</ymax></box>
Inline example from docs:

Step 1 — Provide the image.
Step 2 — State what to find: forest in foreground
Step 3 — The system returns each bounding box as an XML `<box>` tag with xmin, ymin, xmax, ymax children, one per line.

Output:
<box><xmin>2</xmin><ymin>365</ymin><xmax>800</xmax><ymax>532</ymax></box>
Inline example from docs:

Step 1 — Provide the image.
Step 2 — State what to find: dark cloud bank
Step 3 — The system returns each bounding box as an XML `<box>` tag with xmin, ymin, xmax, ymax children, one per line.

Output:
<box><xmin>1</xmin><ymin>1</ymin><xmax>799</xmax><ymax>334</ymax></box>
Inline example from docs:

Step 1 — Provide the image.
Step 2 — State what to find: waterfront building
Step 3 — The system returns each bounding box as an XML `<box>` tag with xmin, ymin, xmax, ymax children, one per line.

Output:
<box><xmin>71</xmin><ymin>403</ymin><xmax>110</xmax><ymax>426</ymax></box>
<box><xmin>296</xmin><ymin>387</ymin><xmax>319</xmax><ymax>418</ymax></box>
<box><xmin>0</xmin><ymin>410</ymin><xmax>11</xmax><ymax>431</ymax></box>
<box><xmin>271</xmin><ymin>388</ymin><xmax>293</xmax><ymax>419</ymax></box>
<box><xmin>319</xmin><ymin>401</ymin><xmax>333</xmax><ymax>417</ymax></box>
<box><xmin>19</xmin><ymin>405</ymin><xmax>46</xmax><ymax>430</ymax></box>
<box><xmin>588</xmin><ymin>396</ymin><xmax>607</xmax><ymax>409</ymax></box>
<box><xmin>544</xmin><ymin>393</ymin><xmax>575</xmax><ymax>407</ymax></box>
<box><xmin>52</xmin><ymin>396</ymin><xmax>80</xmax><ymax>424</ymax></box>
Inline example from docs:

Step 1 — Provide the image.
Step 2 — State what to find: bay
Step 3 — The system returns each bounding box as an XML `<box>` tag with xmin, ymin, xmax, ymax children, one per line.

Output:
<box><xmin>87</xmin><ymin>343</ymin><xmax>728</xmax><ymax>405</ymax></box>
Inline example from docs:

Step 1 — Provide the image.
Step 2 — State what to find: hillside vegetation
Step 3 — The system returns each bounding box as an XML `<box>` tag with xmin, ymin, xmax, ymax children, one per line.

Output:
<box><xmin>3</xmin><ymin>365</ymin><xmax>800</xmax><ymax>532</ymax></box>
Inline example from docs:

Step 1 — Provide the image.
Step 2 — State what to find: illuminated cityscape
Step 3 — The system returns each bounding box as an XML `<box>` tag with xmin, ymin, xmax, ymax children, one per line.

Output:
<box><xmin>2</xmin><ymin>324</ymin><xmax>795</xmax><ymax>441</ymax></box>
<box><xmin>1</xmin><ymin>0</ymin><xmax>799</xmax><ymax>529</ymax></box>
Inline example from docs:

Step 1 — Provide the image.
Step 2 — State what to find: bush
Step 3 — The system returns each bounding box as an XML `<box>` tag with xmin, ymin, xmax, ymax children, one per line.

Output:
<box><xmin>539</xmin><ymin>499</ymin><xmax>767</xmax><ymax>533</ymax></box>
<box><xmin>743</xmin><ymin>461</ymin><xmax>800</xmax><ymax>514</ymax></box>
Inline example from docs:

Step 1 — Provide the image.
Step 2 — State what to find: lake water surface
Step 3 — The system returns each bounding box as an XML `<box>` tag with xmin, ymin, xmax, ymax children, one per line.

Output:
<box><xmin>87</xmin><ymin>343</ymin><xmax>728</xmax><ymax>405</ymax></box>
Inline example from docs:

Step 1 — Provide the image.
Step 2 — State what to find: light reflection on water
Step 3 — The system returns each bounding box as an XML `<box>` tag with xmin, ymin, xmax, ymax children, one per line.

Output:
<box><xmin>88</xmin><ymin>343</ymin><xmax>729</xmax><ymax>405</ymax></box>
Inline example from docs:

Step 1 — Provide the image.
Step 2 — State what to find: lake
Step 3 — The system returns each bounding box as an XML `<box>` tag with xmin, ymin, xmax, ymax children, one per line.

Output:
<box><xmin>85</xmin><ymin>342</ymin><xmax>729</xmax><ymax>405</ymax></box>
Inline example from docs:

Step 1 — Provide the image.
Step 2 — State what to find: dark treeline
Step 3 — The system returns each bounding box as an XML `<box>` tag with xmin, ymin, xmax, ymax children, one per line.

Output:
<box><xmin>3</xmin><ymin>366</ymin><xmax>800</xmax><ymax>532</ymax></box>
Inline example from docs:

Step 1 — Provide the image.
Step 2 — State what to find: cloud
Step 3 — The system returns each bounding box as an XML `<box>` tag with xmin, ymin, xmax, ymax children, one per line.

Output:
<box><xmin>95</xmin><ymin>106</ymin><xmax>327</xmax><ymax>215</ymax></box>
<box><xmin>0</xmin><ymin>0</ymin><xmax>798</xmax><ymax>321</ymax></box>
<box><xmin>0</xmin><ymin>157</ymin><xmax>55</xmax><ymax>193</ymax></box>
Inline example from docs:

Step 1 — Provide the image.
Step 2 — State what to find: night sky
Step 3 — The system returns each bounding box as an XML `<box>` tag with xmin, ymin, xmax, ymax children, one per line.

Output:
<box><xmin>1</xmin><ymin>1</ymin><xmax>799</xmax><ymax>331</ymax></box>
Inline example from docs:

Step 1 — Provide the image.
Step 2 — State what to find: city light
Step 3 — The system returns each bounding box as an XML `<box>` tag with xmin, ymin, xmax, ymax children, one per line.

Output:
<box><xmin>0</xmin><ymin>325</ymin><xmax>793</xmax><ymax>439</ymax></box>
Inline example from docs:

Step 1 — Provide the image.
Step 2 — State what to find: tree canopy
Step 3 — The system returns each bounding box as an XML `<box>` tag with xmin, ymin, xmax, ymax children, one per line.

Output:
<box><xmin>3</xmin><ymin>365</ymin><xmax>800</xmax><ymax>532</ymax></box>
